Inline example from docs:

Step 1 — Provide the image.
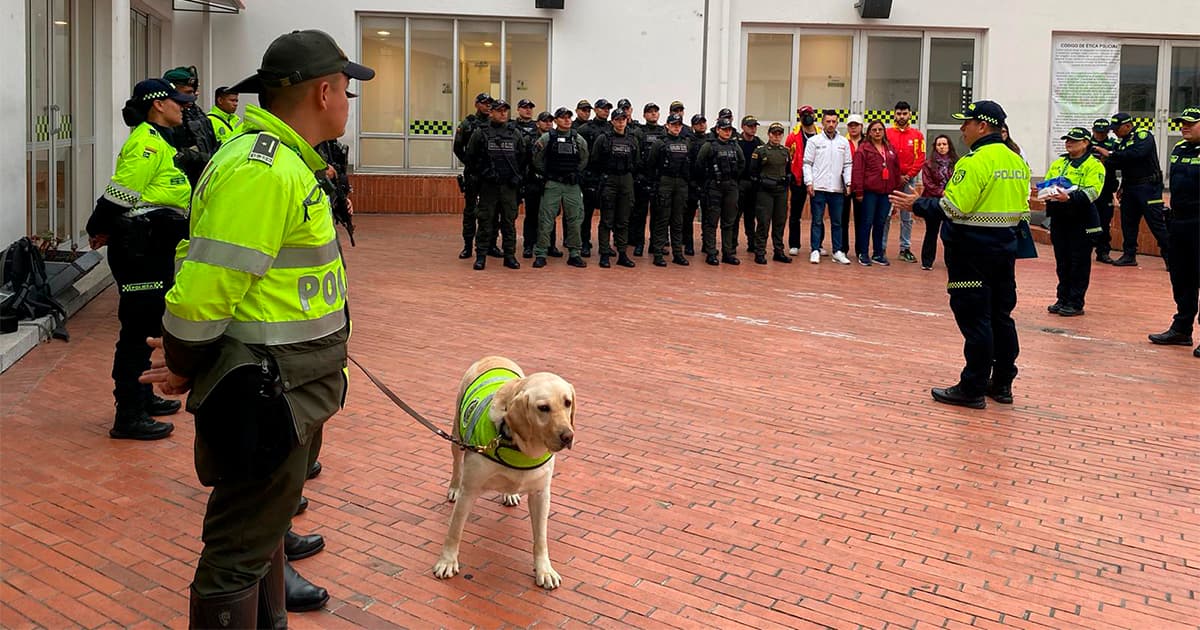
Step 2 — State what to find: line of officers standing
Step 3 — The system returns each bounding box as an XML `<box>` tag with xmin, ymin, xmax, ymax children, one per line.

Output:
<box><xmin>454</xmin><ymin>94</ymin><xmax>797</xmax><ymax>269</ymax></box>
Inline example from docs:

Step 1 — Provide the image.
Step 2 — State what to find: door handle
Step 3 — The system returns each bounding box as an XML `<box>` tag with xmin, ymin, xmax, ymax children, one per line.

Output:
<box><xmin>49</xmin><ymin>104</ymin><xmax>62</xmax><ymax>135</ymax></box>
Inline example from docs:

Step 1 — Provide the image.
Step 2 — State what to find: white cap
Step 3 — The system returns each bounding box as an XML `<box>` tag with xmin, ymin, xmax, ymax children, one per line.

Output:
<box><xmin>846</xmin><ymin>114</ymin><xmax>864</xmax><ymax>126</ymax></box>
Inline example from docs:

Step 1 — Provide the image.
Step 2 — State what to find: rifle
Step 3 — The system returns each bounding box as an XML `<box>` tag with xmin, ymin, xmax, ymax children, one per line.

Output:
<box><xmin>318</xmin><ymin>140</ymin><xmax>356</xmax><ymax>246</ymax></box>
<box><xmin>173</xmin><ymin>106</ymin><xmax>219</xmax><ymax>187</ymax></box>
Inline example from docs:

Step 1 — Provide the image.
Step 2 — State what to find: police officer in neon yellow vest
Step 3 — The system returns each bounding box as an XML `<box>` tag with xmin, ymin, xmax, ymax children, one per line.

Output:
<box><xmin>891</xmin><ymin>100</ymin><xmax>1031</xmax><ymax>410</ymax></box>
<box><xmin>207</xmin><ymin>86</ymin><xmax>244</xmax><ymax>144</ymax></box>
<box><xmin>85</xmin><ymin>78</ymin><xmax>193</xmax><ymax>441</ymax></box>
<box><xmin>1043</xmin><ymin>127</ymin><xmax>1106</xmax><ymax>318</ymax></box>
<box><xmin>140</xmin><ymin>30</ymin><xmax>373</xmax><ymax>628</ymax></box>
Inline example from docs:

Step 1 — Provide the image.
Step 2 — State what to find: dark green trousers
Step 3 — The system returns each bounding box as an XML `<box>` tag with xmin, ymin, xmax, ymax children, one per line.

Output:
<box><xmin>658</xmin><ymin>176</ymin><xmax>689</xmax><ymax>256</ymax></box>
<box><xmin>706</xmin><ymin>180</ymin><xmax>740</xmax><ymax>256</ymax></box>
<box><xmin>537</xmin><ymin>181</ymin><xmax>583</xmax><ymax>257</ymax></box>
<box><xmin>475</xmin><ymin>182</ymin><xmax>520</xmax><ymax>256</ymax></box>
<box><xmin>755</xmin><ymin>186</ymin><xmax>788</xmax><ymax>254</ymax></box>
<box><xmin>599</xmin><ymin>173</ymin><xmax>633</xmax><ymax>254</ymax></box>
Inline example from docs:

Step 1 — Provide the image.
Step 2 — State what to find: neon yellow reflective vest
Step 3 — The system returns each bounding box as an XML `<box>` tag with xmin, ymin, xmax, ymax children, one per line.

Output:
<box><xmin>459</xmin><ymin>367</ymin><xmax>553</xmax><ymax>470</ymax></box>
<box><xmin>207</xmin><ymin>107</ymin><xmax>244</xmax><ymax>145</ymax></box>
<box><xmin>102</xmin><ymin>122</ymin><xmax>191</xmax><ymax>214</ymax></box>
<box><xmin>1045</xmin><ymin>153</ymin><xmax>1106</xmax><ymax>203</ymax></box>
<box><xmin>941</xmin><ymin>138</ymin><xmax>1031</xmax><ymax>229</ymax></box>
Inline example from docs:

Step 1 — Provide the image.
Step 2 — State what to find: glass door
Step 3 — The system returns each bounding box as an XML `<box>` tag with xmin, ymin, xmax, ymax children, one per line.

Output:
<box><xmin>859</xmin><ymin>32</ymin><xmax>923</xmax><ymax>126</ymax></box>
<box><xmin>1164</xmin><ymin>42</ymin><xmax>1199</xmax><ymax>172</ymax></box>
<box><xmin>795</xmin><ymin>32</ymin><xmax>854</xmax><ymax>121</ymax></box>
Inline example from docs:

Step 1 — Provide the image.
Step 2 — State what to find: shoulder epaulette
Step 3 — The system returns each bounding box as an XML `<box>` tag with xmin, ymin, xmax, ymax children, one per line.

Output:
<box><xmin>248</xmin><ymin>132</ymin><xmax>281</xmax><ymax>166</ymax></box>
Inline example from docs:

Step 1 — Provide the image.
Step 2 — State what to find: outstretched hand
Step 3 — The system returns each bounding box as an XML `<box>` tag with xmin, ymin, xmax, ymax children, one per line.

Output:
<box><xmin>138</xmin><ymin>337</ymin><xmax>192</xmax><ymax>396</ymax></box>
<box><xmin>889</xmin><ymin>190</ymin><xmax>919</xmax><ymax>212</ymax></box>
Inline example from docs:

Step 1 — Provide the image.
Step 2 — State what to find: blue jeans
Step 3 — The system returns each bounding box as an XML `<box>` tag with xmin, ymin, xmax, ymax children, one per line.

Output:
<box><xmin>858</xmin><ymin>192</ymin><xmax>891</xmax><ymax>257</ymax></box>
<box><xmin>809</xmin><ymin>191</ymin><xmax>845</xmax><ymax>253</ymax></box>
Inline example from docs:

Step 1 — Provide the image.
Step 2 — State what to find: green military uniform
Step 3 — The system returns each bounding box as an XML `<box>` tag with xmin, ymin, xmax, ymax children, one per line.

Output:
<box><xmin>533</xmin><ymin>128</ymin><xmax>589</xmax><ymax>259</ymax></box>
<box><xmin>648</xmin><ymin>129</ymin><xmax>692</xmax><ymax>263</ymax></box>
<box><xmin>1044</xmin><ymin>132</ymin><xmax>1106</xmax><ymax>314</ymax></box>
<box><xmin>592</xmin><ymin>124</ymin><xmax>640</xmax><ymax>265</ymax></box>
<box><xmin>467</xmin><ymin>117</ymin><xmax>527</xmax><ymax>266</ymax></box>
<box><xmin>696</xmin><ymin>133</ymin><xmax>746</xmax><ymax>263</ymax></box>
<box><xmin>207</xmin><ymin>107</ymin><xmax>244</xmax><ymax>145</ymax></box>
<box><xmin>631</xmin><ymin>120</ymin><xmax>667</xmax><ymax>253</ymax></box>
<box><xmin>750</xmin><ymin>141</ymin><xmax>792</xmax><ymax>258</ymax></box>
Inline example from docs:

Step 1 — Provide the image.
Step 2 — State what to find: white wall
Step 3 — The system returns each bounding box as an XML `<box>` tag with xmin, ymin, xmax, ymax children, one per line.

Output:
<box><xmin>1</xmin><ymin>1</ymin><xmax>27</xmax><ymax>247</ymax></box>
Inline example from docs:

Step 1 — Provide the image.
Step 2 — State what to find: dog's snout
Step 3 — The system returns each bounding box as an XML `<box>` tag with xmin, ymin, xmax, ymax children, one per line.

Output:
<box><xmin>559</xmin><ymin>431</ymin><xmax>574</xmax><ymax>449</ymax></box>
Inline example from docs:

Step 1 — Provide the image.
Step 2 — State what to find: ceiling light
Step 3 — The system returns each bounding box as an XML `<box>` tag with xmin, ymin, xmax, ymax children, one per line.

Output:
<box><xmin>377</xmin><ymin>30</ymin><xmax>391</xmax><ymax>36</ymax></box>
<box><xmin>483</xmin><ymin>41</ymin><xmax>494</xmax><ymax>47</ymax></box>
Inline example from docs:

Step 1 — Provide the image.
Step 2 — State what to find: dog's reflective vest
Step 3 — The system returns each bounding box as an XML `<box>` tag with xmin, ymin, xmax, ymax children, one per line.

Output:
<box><xmin>459</xmin><ymin>367</ymin><xmax>553</xmax><ymax>470</ymax></box>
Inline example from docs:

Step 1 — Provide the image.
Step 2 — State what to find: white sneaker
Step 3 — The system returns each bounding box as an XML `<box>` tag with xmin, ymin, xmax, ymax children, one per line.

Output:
<box><xmin>820</xmin><ymin>248</ymin><xmax>830</xmax><ymax>256</ymax></box>
<box><xmin>809</xmin><ymin>250</ymin><xmax>821</xmax><ymax>264</ymax></box>
<box><xmin>832</xmin><ymin>251</ymin><xmax>851</xmax><ymax>265</ymax></box>
<box><xmin>788</xmin><ymin>247</ymin><xmax>799</xmax><ymax>256</ymax></box>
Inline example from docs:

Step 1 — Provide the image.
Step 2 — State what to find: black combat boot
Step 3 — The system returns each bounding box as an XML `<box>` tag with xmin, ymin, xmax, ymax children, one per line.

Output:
<box><xmin>307</xmin><ymin>460</ymin><xmax>322</xmax><ymax>480</ymax></box>
<box><xmin>722</xmin><ymin>254</ymin><xmax>741</xmax><ymax>265</ymax></box>
<box><xmin>503</xmin><ymin>255</ymin><xmax>521</xmax><ymax>269</ymax></box>
<box><xmin>633</xmin><ymin>244</ymin><xmax>644</xmax><ymax>256</ymax></box>
<box><xmin>754</xmin><ymin>253</ymin><xmax>768</xmax><ymax>265</ymax></box>
<box><xmin>458</xmin><ymin>242</ymin><xmax>472</xmax><ymax>259</ymax></box>
<box><xmin>143</xmin><ymin>386</ymin><xmax>181</xmax><ymax>416</ymax></box>
<box><xmin>284</xmin><ymin>560</ymin><xmax>329</xmax><ymax>612</ymax></box>
<box><xmin>473</xmin><ymin>255</ymin><xmax>487</xmax><ymax>271</ymax></box>
<box><xmin>653</xmin><ymin>255</ymin><xmax>667</xmax><ymax>267</ymax></box>
<box><xmin>706</xmin><ymin>253</ymin><xmax>720</xmax><ymax>266</ymax></box>
<box><xmin>617</xmin><ymin>253</ymin><xmax>636</xmax><ymax>268</ymax></box>
<box><xmin>109</xmin><ymin>405</ymin><xmax>174</xmax><ymax>441</ymax></box>
<box><xmin>672</xmin><ymin>254</ymin><xmax>690</xmax><ymax>266</ymax></box>
<box><xmin>532</xmin><ymin>256</ymin><xmax>547</xmax><ymax>268</ymax></box>
<box><xmin>285</xmin><ymin>529</ymin><xmax>325</xmax><ymax>561</ymax></box>
<box><xmin>773</xmin><ymin>251</ymin><xmax>792</xmax><ymax>263</ymax></box>
<box><xmin>599</xmin><ymin>254</ymin><xmax>611</xmax><ymax>268</ymax></box>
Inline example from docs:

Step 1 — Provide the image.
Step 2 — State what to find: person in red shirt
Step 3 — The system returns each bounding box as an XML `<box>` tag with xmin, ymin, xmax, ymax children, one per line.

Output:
<box><xmin>852</xmin><ymin>120</ymin><xmax>903</xmax><ymax>266</ymax></box>
<box><xmin>884</xmin><ymin>101</ymin><xmax>925</xmax><ymax>263</ymax></box>
<box><xmin>785</xmin><ymin>105</ymin><xmax>818</xmax><ymax>254</ymax></box>
<box><xmin>843</xmin><ymin>114</ymin><xmax>864</xmax><ymax>258</ymax></box>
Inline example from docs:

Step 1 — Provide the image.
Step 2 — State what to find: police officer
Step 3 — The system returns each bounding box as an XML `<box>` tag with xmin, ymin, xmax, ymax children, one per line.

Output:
<box><xmin>1148</xmin><ymin>106</ymin><xmax>1200</xmax><ymax>357</ymax></box>
<box><xmin>683</xmin><ymin>113</ymin><xmax>709</xmax><ymax>256</ymax></box>
<box><xmin>532</xmin><ymin>107</ymin><xmax>589</xmax><ymax>268</ymax></box>
<box><xmin>630</xmin><ymin>102</ymin><xmax>666</xmax><ymax>256</ymax></box>
<box><xmin>572</xmin><ymin>99</ymin><xmax>592</xmax><ymax>130</ymax></box>
<box><xmin>617</xmin><ymin>99</ymin><xmax>635</xmax><ymax>129</ymax></box>
<box><xmin>696</xmin><ymin>117</ymin><xmax>745</xmax><ymax>265</ymax></box>
<box><xmin>514</xmin><ymin>98</ymin><xmax>538</xmax><ymax>135</ymax></box>
<box><xmin>890</xmin><ymin>100</ymin><xmax>1030</xmax><ymax>409</ymax></box>
<box><xmin>208</xmin><ymin>86</ymin><xmax>243</xmax><ymax>145</ymax></box>
<box><xmin>467</xmin><ymin>99</ymin><xmax>526</xmax><ymax>271</ymax></box>
<box><xmin>162</xmin><ymin>66</ymin><xmax>219</xmax><ymax>188</ymax></box>
<box><xmin>648</xmin><ymin>113</ymin><xmax>692</xmax><ymax>266</ymax></box>
<box><xmin>592</xmin><ymin>108</ymin><xmax>640</xmax><ymax>268</ymax></box>
<box><xmin>454</xmin><ymin>93</ymin><xmax>494</xmax><ymax>258</ymax></box>
<box><xmin>669</xmin><ymin>101</ymin><xmax>693</xmax><ymax>139</ymax></box>
<box><xmin>139</xmin><ymin>30</ymin><xmax>373</xmax><ymax>627</ymax></box>
<box><xmin>737</xmin><ymin>116</ymin><xmax>764</xmax><ymax>253</ymax></box>
<box><xmin>1094</xmin><ymin>112</ymin><xmax>1169</xmax><ymax>268</ymax></box>
<box><xmin>1090</xmin><ymin>118</ymin><xmax>1120</xmax><ymax>264</ymax></box>
<box><xmin>1044</xmin><ymin>127</ymin><xmax>1106</xmax><ymax>317</ymax></box>
<box><xmin>709</xmin><ymin>108</ymin><xmax>734</xmax><ymax>141</ymax></box>
<box><xmin>85</xmin><ymin>79</ymin><xmax>193</xmax><ymax>441</ymax></box>
<box><xmin>579</xmin><ymin>99</ymin><xmax>614</xmax><ymax>257</ymax></box>
<box><xmin>521</xmin><ymin>111</ymin><xmax>553</xmax><ymax>258</ymax></box>
<box><xmin>750</xmin><ymin>122</ymin><xmax>794</xmax><ymax>264</ymax></box>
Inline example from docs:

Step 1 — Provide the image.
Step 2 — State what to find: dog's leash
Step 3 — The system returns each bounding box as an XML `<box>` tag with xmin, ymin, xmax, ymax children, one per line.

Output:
<box><xmin>347</xmin><ymin>355</ymin><xmax>494</xmax><ymax>454</ymax></box>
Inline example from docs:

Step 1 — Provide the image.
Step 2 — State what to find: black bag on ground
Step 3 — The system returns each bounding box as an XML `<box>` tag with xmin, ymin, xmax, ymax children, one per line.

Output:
<box><xmin>0</xmin><ymin>238</ymin><xmax>69</xmax><ymax>341</ymax></box>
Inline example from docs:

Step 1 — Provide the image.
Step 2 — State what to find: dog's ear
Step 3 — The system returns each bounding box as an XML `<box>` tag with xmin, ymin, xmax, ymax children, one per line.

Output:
<box><xmin>568</xmin><ymin>383</ymin><xmax>576</xmax><ymax>430</ymax></box>
<box><xmin>498</xmin><ymin>388</ymin><xmax>533</xmax><ymax>446</ymax></box>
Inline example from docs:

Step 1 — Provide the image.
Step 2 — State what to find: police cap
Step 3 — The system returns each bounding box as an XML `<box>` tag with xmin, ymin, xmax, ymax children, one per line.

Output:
<box><xmin>665</xmin><ymin>113</ymin><xmax>683</xmax><ymax>125</ymax></box>
<box><xmin>491</xmin><ymin>99</ymin><xmax>511</xmax><ymax>111</ymax></box>
<box><xmin>611</xmin><ymin>109</ymin><xmax>629</xmax><ymax>121</ymax></box>
<box><xmin>1109</xmin><ymin>112</ymin><xmax>1134</xmax><ymax>127</ymax></box>
<box><xmin>1092</xmin><ymin>118</ymin><xmax>1110</xmax><ymax>131</ymax></box>
<box><xmin>951</xmin><ymin>100</ymin><xmax>1006</xmax><ymax>126</ymax></box>
<box><xmin>214</xmin><ymin>86</ymin><xmax>236</xmax><ymax>98</ymax></box>
<box><xmin>1170</xmin><ymin>107</ymin><xmax>1200</xmax><ymax>124</ymax></box>
<box><xmin>741</xmin><ymin>115</ymin><xmax>759</xmax><ymax>127</ymax></box>
<box><xmin>1061</xmin><ymin>127</ymin><xmax>1090</xmax><ymax>141</ymax></box>
<box><xmin>228</xmin><ymin>29</ymin><xmax>375</xmax><ymax>95</ymax></box>
<box><xmin>517</xmin><ymin>98</ymin><xmax>536</xmax><ymax>108</ymax></box>
<box><xmin>476</xmin><ymin>92</ymin><xmax>495</xmax><ymax>104</ymax></box>
<box><xmin>718</xmin><ymin>108</ymin><xmax>733</xmax><ymax>118</ymax></box>
<box><xmin>576</xmin><ymin>99</ymin><xmax>592</xmax><ymax>110</ymax></box>
<box><xmin>163</xmin><ymin>66</ymin><xmax>198</xmax><ymax>89</ymax></box>
<box><xmin>554</xmin><ymin>107</ymin><xmax>574</xmax><ymax>119</ymax></box>
<box><xmin>133</xmin><ymin>78</ymin><xmax>196</xmax><ymax>104</ymax></box>
<box><xmin>691</xmin><ymin>114</ymin><xmax>707</xmax><ymax>125</ymax></box>
<box><xmin>644</xmin><ymin>102</ymin><xmax>660</xmax><ymax>113</ymax></box>
<box><xmin>617</xmin><ymin>98</ymin><xmax>632</xmax><ymax>110</ymax></box>
<box><xmin>768</xmin><ymin>122</ymin><xmax>785</xmax><ymax>133</ymax></box>
<box><xmin>594</xmin><ymin>98</ymin><xmax>613</xmax><ymax>110</ymax></box>
<box><xmin>536</xmin><ymin>111</ymin><xmax>554</xmax><ymax>122</ymax></box>
<box><xmin>715</xmin><ymin>118</ymin><xmax>733</xmax><ymax>130</ymax></box>
<box><xmin>669</xmin><ymin>100</ymin><xmax>685</xmax><ymax>111</ymax></box>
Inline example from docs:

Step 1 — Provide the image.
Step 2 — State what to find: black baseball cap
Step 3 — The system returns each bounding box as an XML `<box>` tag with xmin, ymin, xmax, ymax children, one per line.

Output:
<box><xmin>644</xmin><ymin>102</ymin><xmax>659</xmax><ymax>113</ymax></box>
<box><xmin>952</xmin><ymin>100</ymin><xmax>1006</xmax><ymax>126</ymax></box>
<box><xmin>1061</xmin><ymin>127</ymin><xmax>1090</xmax><ymax>141</ymax></box>
<box><xmin>475</xmin><ymin>92</ymin><xmax>494</xmax><ymax>104</ymax></box>
<box><xmin>132</xmin><ymin>78</ymin><xmax>196</xmax><ymax>104</ymax></box>
<box><xmin>576</xmin><ymin>99</ymin><xmax>592</xmax><ymax>110</ymax></box>
<box><xmin>669</xmin><ymin>100</ymin><xmax>685</xmax><ymax>112</ymax></box>
<box><xmin>617</xmin><ymin>98</ymin><xmax>632</xmax><ymax>109</ymax></box>
<box><xmin>1092</xmin><ymin>118</ymin><xmax>1111</xmax><ymax>131</ymax></box>
<box><xmin>594</xmin><ymin>98</ymin><xmax>613</xmax><ymax>110</ymax></box>
<box><xmin>611</xmin><ymin>109</ymin><xmax>629</xmax><ymax>121</ymax></box>
<box><xmin>718</xmin><ymin>108</ymin><xmax>732</xmax><ymax>118</ymax></box>
<box><xmin>741</xmin><ymin>115</ymin><xmax>759</xmax><ymax>127</ymax></box>
<box><xmin>1109</xmin><ymin>112</ymin><xmax>1134</xmax><ymax>127</ymax></box>
<box><xmin>536</xmin><ymin>111</ymin><xmax>554</xmax><ymax>122</ymax></box>
<box><xmin>229</xmin><ymin>29</ymin><xmax>374</xmax><ymax>95</ymax></box>
<box><xmin>214</xmin><ymin>86</ymin><xmax>236</xmax><ymax>98</ymax></box>
<box><xmin>491</xmin><ymin>99</ymin><xmax>511</xmax><ymax>111</ymax></box>
<box><xmin>691</xmin><ymin>114</ymin><xmax>707</xmax><ymax>125</ymax></box>
<box><xmin>1170</xmin><ymin>107</ymin><xmax>1200</xmax><ymax>124</ymax></box>
<box><xmin>715</xmin><ymin>118</ymin><xmax>733</xmax><ymax>129</ymax></box>
<box><xmin>517</xmin><ymin>98</ymin><xmax>535</xmax><ymax>108</ymax></box>
<box><xmin>666</xmin><ymin>113</ymin><xmax>683</xmax><ymax>125</ymax></box>
<box><xmin>554</xmin><ymin>107</ymin><xmax>573</xmax><ymax>119</ymax></box>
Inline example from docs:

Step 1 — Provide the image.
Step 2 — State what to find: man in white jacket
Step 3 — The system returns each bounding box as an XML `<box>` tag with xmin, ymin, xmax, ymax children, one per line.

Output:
<box><xmin>803</xmin><ymin>110</ymin><xmax>854</xmax><ymax>264</ymax></box>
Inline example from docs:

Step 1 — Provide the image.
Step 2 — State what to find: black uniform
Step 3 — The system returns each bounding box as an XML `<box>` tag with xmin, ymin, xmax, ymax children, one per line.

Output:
<box><xmin>592</xmin><ymin>128</ymin><xmax>640</xmax><ymax>260</ymax></box>
<box><xmin>648</xmin><ymin>132</ymin><xmax>693</xmax><ymax>261</ymax></box>
<box><xmin>1107</xmin><ymin>128</ymin><xmax>1169</xmax><ymax>263</ymax></box>
<box><xmin>684</xmin><ymin>132</ymin><xmax>709</xmax><ymax>254</ymax></box>
<box><xmin>630</xmin><ymin>122</ymin><xmax>667</xmax><ymax>253</ymax></box>
<box><xmin>1091</xmin><ymin>136</ymin><xmax>1120</xmax><ymax>260</ymax></box>
<box><xmin>737</xmin><ymin>134</ymin><xmax>764</xmax><ymax>252</ymax></box>
<box><xmin>750</xmin><ymin>142</ymin><xmax>792</xmax><ymax>257</ymax></box>
<box><xmin>454</xmin><ymin>112</ymin><xmax>490</xmax><ymax>253</ymax></box>
<box><xmin>467</xmin><ymin>121</ymin><xmax>527</xmax><ymax>261</ymax></box>
<box><xmin>579</xmin><ymin>118</ymin><xmax>612</xmax><ymax>255</ymax></box>
<box><xmin>517</xmin><ymin>124</ymin><xmax>551</xmax><ymax>256</ymax></box>
<box><xmin>696</xmin><ymin>136</ymin><xmax>746</xmax><ymax>262</ymax></box>
<box><xmin>1165</xmin><ymin>138</ymin><xmax>1200</xmax><ymax>336</ymax></box>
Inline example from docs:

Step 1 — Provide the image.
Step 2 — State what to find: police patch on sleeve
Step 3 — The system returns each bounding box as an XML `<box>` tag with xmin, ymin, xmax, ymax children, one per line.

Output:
<box><xmin>951</xmin><ymin>169</ymin><xmax>966</xmax><ymax>185</ymax></box>
<box><xmin>248</xmin><ymin>133</ymin><xmax>280</xmax><ymax>166</ymax></box>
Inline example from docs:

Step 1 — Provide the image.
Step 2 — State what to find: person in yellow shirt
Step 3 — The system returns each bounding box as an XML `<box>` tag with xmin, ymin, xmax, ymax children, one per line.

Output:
<box><xmin>86</xmin><ymin>78</ymin><xmax>193</xmax><ymax>440</ymax></box>
<box><xmin>207</xmin><ymin>86</ymin><xmax>243</xmax><ymax>144</ymax></box>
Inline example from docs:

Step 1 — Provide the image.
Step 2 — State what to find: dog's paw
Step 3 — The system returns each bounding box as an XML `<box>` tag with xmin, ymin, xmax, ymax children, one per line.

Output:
<box><xmin>447</xmin><ymin>486</ymin><xmax>461</xmax><ymax>503</ymax></box>
<box><xmin>534</xmin><ymin>562</ymin><xmax>561</xmax><ymax>590</ymax></box>
<box><xmin>500</xmin><ymin>493</ymin><xmax>521</xmax><ymax>507</ymax></box>
<box><xmin>432</xmin><ymin>556</ymin><xmax>460</xmax><ymax>579</ymax></box>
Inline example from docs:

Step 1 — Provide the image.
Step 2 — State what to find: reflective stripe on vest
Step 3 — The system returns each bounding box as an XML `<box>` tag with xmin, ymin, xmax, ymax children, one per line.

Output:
<box><xmin>187</xmin><ymin>237</ymin><xmax>342</xmax><ymax>276</ymax></box>
<box><xmin>163</xmin><ymin>308</ymin><xmax>346</xmax><ymax>345</ymax></box>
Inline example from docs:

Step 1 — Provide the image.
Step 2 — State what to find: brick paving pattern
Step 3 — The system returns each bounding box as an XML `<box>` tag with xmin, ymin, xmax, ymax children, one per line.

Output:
<box><xmin>2</xmin><ymin>215</ymin><xmax>1197</xmax><ymax>629</ymax></box>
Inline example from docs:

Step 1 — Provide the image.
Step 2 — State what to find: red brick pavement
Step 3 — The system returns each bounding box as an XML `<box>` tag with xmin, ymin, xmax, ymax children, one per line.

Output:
<box><xmin>2</xmin><ymin>215</ymin><xmax>1197</xmax><ymax>629</ymax></box>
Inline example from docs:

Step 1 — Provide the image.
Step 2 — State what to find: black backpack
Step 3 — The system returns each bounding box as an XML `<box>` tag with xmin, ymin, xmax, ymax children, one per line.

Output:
<box><xmin>0</xmin><ymin>238</ymin><xmax>69</xmax><ymax>341</ymax></box>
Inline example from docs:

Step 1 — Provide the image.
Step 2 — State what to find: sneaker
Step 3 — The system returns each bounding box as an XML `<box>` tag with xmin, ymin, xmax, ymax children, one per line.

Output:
<box><xmin>788</xmin><ymin>247</ymin><xmax>800</xmax><ymax>256</ymax></box>
<box><xmin>871</xmin><ymin>255</ymin><xmax>890</xmax><ymax>266</ymax></box>
<box><xmin>899</xmin><ymin>249</ymin><xmax>917</xmax><ymax>263</ymax></box>
<box><xmin>858</xmin><ymin>254</ymin><xmax>872</xmax><ymax>267</ymax></box>
<box><xmin>832</xmin><ymin>251</ymin><xmax>851</xmax><ymax>265</ymax></box>
<box><xmin>809</xmin><ymin>250</ymin><xmax>821</xmax><ymax>264</ymax></box>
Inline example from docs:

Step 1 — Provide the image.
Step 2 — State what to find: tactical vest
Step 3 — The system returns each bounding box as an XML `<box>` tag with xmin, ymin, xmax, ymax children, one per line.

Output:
<box><xmin>659</xmin><ymin>135</ymin><xmax>691</xmax><ymax>177</ymax></box>
<box><xmin>606</xmin><ymin>132</ymin><xmax>637</xmax><ymax>174</ymax></box>
<box><xmin>713</xmin><ymin>140</ymin><xmax>740</xmax><ymax>178</ymax></box>
<box><xmin>641</xmin><ymin>123</ymin><xmax>666</xmax><ymax>163</ymax></box>
<box><xmin>545</xmin><ymin>129</ymin><xmax>580</xmax><ymax>179</ymax></box>
<box><xmin>484</xmin><ymin>124</ymin><xmax>519</xmax><ymax>182</ymax></box>
<box><xmin>458</xmin><ymin>367</ymin><xmax>553</xmax><ymax>470</ymax></box>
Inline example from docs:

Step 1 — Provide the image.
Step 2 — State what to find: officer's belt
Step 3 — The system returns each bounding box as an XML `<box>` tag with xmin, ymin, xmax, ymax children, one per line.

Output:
<box><xmin>1124</xmin><ymin>173</ymin><xmax>1162</xmax><ymax>186</ymax></box>
<box><xmin>123</xmin><ymin>205</ymin><xmax>186</xmax><ymax>219</ymax></box>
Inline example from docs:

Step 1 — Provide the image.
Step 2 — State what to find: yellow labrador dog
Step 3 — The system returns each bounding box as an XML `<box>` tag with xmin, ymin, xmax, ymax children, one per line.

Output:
<box><xmin>433</xmin><ymin>356</ymin><xmax>576</xmax><ymax>589</ymax></box>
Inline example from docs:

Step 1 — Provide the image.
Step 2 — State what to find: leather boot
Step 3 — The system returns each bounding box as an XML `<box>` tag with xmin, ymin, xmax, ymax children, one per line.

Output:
<box><xmin>284</xmin><ymin>560</ymin><xmax>329</xmax><ymax>612</ymax></box>
<box><xmin>189</xmin><ymin>583</ymin><xmax>258</xmax><ymax>630</ymax></box>
<box><xmin>617</xmin><ymin>253</ymin><xmax>635</xmax><ymax>268</ymax></box>
<box><xmin>472</xmin><ymin>254</ymin><xmax>487</xmax><ymax>271</ymax></box>
<box><xmin>672</xmin><ymin>254</ymin><xmax>690</xmax><ymax>266</ymax></box>
<box><xmin>109</xmin><ymin>405</ymin><xmax>174</xmax><ymax>441</ymax></box>
<box><xmin>458</xmin><ymin>243</ymin><xmax>472</xmax><ymax>259</ymax></box>
<box><xmin>143</xmin><ymin>385</ymin><xmax>181</xmax><ymax>416</ymax></box>
<box><xmin>503</xmin><ymin>255</ymin><xmax>521</xmax><ymax>269</ymax></box>
<box><xmin>257</xmin><ymin>544</ymin><xmax>287</xmax><ymax>629</ymax></box>
<box><xmin>285</xmin><ymin>529</ymin><xmax>325</xmax><ymax>561</ymax></box>
<box><xmin>307</xmin><ymin>461</ymin><xmax>322</xmax><ymax>480</ymax></box>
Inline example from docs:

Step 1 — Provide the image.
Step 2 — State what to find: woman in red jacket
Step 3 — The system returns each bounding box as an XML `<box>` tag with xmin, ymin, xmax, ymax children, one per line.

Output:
<box><xmin>918</xmin><ymin>134</ymin><xmax>958</xmax><ymax>270</ymax></box>
<box><xmin>851</xmin><ymin>120</ymin><xmax>902</xmax><ymax>266</ymax></box>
